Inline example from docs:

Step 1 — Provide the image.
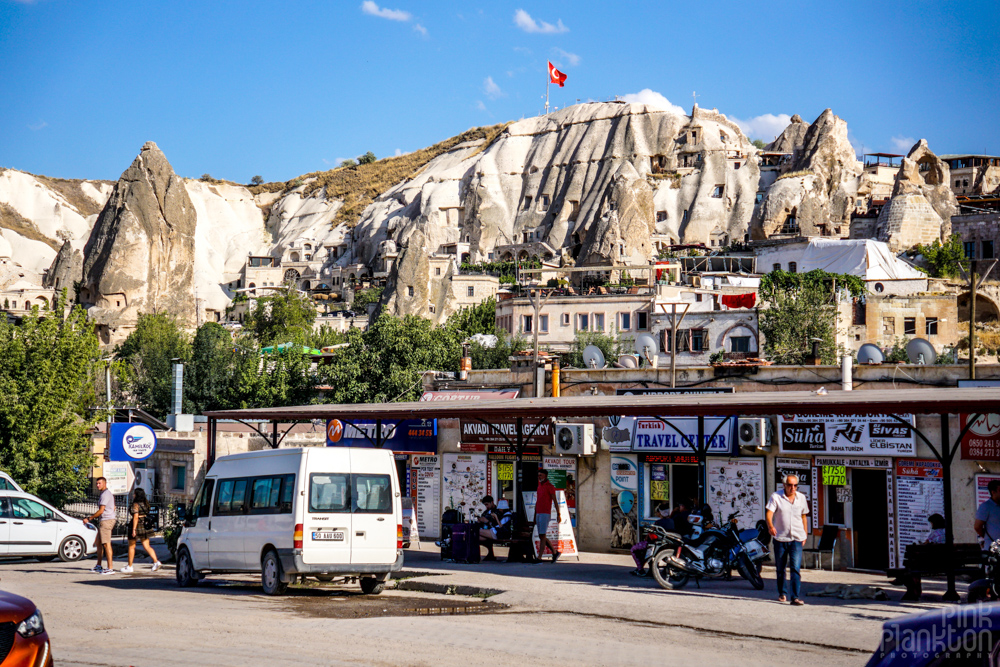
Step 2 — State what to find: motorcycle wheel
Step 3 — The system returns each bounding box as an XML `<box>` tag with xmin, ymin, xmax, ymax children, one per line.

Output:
<box><xmin>650</xmin><ymin>551</ymin><xmax>690</xmax><ymax>590</ymax></box>
<box><xmin>737</xmin><ymin>553</ymin><xmax>765</xmax><ymax>590</ymax></box>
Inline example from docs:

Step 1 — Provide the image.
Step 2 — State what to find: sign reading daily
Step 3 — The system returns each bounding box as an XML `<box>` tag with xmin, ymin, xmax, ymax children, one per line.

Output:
<box><xmin>109</xmin><ymin>423</ymin><xmax>157</xmax><ymax>461</ymax></box>
<box><xmin>778</xmin><ymin>414</ymin><xmax>914</xmax><ymax>456</ymax></box>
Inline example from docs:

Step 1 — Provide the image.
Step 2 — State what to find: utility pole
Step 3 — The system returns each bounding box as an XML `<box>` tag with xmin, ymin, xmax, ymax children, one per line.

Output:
<box><xmin>530</xmin><ymin>289</ymin><xmax>553</xmax><ymax>396</ymax></box>
<box><xmin>962</xmin><ymin>258</ymin><xmax>996</xmax><ymax>380</ymax></box>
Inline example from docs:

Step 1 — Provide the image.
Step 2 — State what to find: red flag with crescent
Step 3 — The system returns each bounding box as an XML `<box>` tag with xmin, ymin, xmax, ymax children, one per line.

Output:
<box><xmin>548</xmin><ymin>61</ymin><xmax>567</xmax><ymax>87</ymax></box>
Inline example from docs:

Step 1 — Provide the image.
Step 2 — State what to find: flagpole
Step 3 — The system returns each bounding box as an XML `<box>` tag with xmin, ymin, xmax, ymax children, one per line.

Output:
<box><xmin>545</xmin><ymin>76</ymin><xmax>550</xmax><ymax>115</ymax></box>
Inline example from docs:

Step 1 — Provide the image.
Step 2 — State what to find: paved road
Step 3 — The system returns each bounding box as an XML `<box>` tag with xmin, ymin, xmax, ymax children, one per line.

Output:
<box><xmin>0</xmin><ymin>544</ymin><xmax>955</xmax><ymax>666</ymax></box>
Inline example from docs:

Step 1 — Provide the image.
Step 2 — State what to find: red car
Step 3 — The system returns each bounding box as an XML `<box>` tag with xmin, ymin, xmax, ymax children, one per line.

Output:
<box><xmin>0</xmin><ymin>591</ymin><xmax>52</xmax><ymax>666</ymax></box>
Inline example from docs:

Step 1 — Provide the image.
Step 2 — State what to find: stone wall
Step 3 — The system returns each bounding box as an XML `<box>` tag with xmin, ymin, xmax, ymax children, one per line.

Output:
<box><xmin>875</xmin><ymin>194</ymin><xmax>944</xmax><ymax>252</ymax></box>
<box><xmin>952</xmin><ymin>212</ymin><xmax>1000</xmax><ymax>259</ymax></box>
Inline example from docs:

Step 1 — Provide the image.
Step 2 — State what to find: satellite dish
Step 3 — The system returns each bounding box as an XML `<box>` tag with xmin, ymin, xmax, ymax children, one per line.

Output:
<box><xmin>617</xmin><ymin>354</ymin><xmax>639</xmax><ymax>368</ymax></box>
<box><xmin>906</xmin><ymin>338</ymin><xmax>937</xmax><ymax>365</ymax></box>
<box><xmin>634</xmin><ymin>333</ymin><xmax>658</xmax><ymax>366</ymax></box>
<box><xmin>857</xmin><ymin>343</ymin><xmax>884</xmax><ymax>365</ymax></box>
<box><xmin>582</xmin><ymin>345</ymin><xmax>606</xmax><ymax>369</ymax></box>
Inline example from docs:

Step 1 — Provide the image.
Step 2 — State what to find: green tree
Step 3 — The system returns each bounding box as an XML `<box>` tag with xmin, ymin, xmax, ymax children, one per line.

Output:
<box><xmin>227</xmin><ymin>333</ymin><xmax>315</xmax><ymax>409</ymax></box>
<box><xmin>187</xmin><ymin>323</ymin><xmax>234</xmax><ymax>414</ymax></box>
<box><xmin>358</xmin><ymin>151</ymin><xmax>377</xmax><ymax>165</ymax></box>
<box><xmin>444</xmin><ymin>297</ymin><xmax>499</xmax><ymax>336</ymax></box>
<box><xmin>915</xmin><ymin>234</ymin><xmax>965</xmax><ymax>278</ymax></box>
<box><xmin>115</xmin><ymin>313</ymin><xmax>191</xmax><ymax>419</ymax></box>
<box><xmin>562</xmin><ymin>329</ymin><xmax>627</xmax><ymax>368</ymax></box>
<box><xmin>244</xmin><ymin>287</ymin><xmax>317</xmax><ymax>346</ymax></box>
<box><xmin>758</xmin><ymin>280</ymin><xmax>839</xmax><ymax>365</ymax></box>
<box><xmin>752</xmin><ymin>139</ymin><xmax>767</xmax><ymax>150</ymax></box>
<box><xmin>339</xmin><ymin>159</ymin><xmax>356</xmax><ymax>168</ymax></box>
<box><xmin>0</xmin><ymin>292</ymin><xmax>101</xmax><ymax>505</ymax></box>
<box><xmin>200</xmin><ymin>173</ymin><xmax>213</xmax><ymax>182</ymax></box>
<box><xmin>351</xmin><ymin>286</ymin><xmax>383</xmax><ymax>313</ymax></box>
<box><xmin>249</xmin><ymin>175</ymin><xmax>264</xmax><ymax>186</ymax></box>
<box><xmin>467</xmin><ymin>333</ymin><xmax>526</xmax><ymax>370</ymax></box>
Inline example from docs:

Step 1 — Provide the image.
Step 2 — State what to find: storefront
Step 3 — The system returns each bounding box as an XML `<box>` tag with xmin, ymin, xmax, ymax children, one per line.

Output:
<box><xmin>778</xmin><ymin>413</ymin><xmax>916</xmax><ymax>569</ymax></box>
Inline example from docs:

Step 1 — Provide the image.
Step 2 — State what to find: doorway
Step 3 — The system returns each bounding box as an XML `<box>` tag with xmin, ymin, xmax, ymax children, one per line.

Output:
<box><xmin>672</xmin><ymin>465</ymin><xmax>699</xmax><ymax>510</ymax></box>
<box><xmin>851</xmin><ymin>469</ymin><xmax>889</xmax><ymax>570</ymax></box>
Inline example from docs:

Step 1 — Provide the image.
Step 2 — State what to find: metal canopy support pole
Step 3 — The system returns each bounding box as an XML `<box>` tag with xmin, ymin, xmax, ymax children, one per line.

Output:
<box><xmin>272</xmin><ymin>420</ymin><xmax>279</xmax><ymax>449</ymax></box>
<box><xmin>697</xmin><ymin>415</ymin><xmax>706</xmax><ymax>506</ymax></box>
<box><xmin>208</xmin><ymin>417</ymin><xmax>217</xmax><ymax>469</ymax></box>
<box><xmin>514</xmin><ymin>416</ymin><xmax>525</xmax><ymax>528</ymax></box>
<box><xmin>376</xmin><ymin>419</ymin><xmax>383</xmax><ymax>448</ymax></box>
<box><xmin>971</xmin><ymin>259</ymin><xmax>978</xmax><ymax>380</ymax></box>
<box><xmin>670</xmin><ymin>304</ymin><xmax>678</xmax><ymax>388</ymax></box>
<box><xmin>941</xmin><ymin>413</ymin><xmax>959</xmax><ymax>602</ymax></box>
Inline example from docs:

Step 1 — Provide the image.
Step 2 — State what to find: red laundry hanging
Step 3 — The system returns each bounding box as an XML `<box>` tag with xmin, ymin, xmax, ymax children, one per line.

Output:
<box><xmin>720</xmin><ymin>293</ymin><xmax>757</xmax><ymax>309</ymax></box>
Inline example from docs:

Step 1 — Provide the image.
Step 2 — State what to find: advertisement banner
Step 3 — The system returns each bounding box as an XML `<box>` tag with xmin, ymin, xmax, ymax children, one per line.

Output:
<box><xmin>778</xmin><ymin>414</ymin><xmax>915</xmax><ymax>456</ymax></box>
<box><xmin>602</xmin><ymin>416</ymin><xmax>735</xmax><ymax>455</ymax></box>
<box><xmin>895</xmin><ymin>459</ymin><xmax>944</xmax><ymax>562</ymax></box>
<box><xmin>108</xmin><ymin>423</ymin><xmax>158</xmax><ymax>462</ymax></box>
<box><xmin>611</xmin><ymin>455</ymin><xmax>639</xmax><ymax>549</ymax></box>
<box><xmin>960</xmin><ymin>414</ymin><xmax>1000</xmax><ymax>461</ymax></box>
<box><xmin>532</xmin><ymin>491</ymin><xmax>578</xmax><ymax>559</ymax></box>
<box><xmin>460</xmin><ymin>420</ymin><xmax>552</xmax><ymax>446</ymax></box>
<box><xmin>420</xmin><ymin>389</ymin><xmax>519</xmax><ymax>401</ymax></box>
<box><xmin>327</xmin><ymin>419</ymin><xmax>436</xmax><ymax>452</ymax></box>
<box><xmin>707</xmin><ymin>458</ymin><xmax>765</xmax><ymax>527</ymax></box>
<box><xmin>442</xmin><ymin>453</ymin><xmax>488</xmax><ymax>522</ymax></box>
<box><xmin>411</xmin><ymin>455</ymin><xmax>441</xmax><ymax>538</ymax></box>
<box><xmin>614</xmin><ymin>388</ymin><xmax>735</xmax><ymax>396</ymax></box>
<box><xmin>103</xmin><ymin>461</ymin><xmax>134</xmax><ymax>494</ymax></box>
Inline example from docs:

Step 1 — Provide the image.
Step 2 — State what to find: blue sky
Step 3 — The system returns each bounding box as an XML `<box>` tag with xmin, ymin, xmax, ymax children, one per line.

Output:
<box><xmin>1</xmin><ymin>0</ymin><xmax>997</xmax><ymax>183</ymax></box>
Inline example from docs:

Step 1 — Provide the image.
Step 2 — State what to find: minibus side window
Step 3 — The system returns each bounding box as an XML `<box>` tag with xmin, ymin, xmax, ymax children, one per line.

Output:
<box><xmin>231</xmin><ymin>479</ymin><xmax>248</xmax><ymax>514</ymax></box>
<box><xmin>309</xmin><ymin>473</ymin><xmax>349</xmax><ymax>512</ymax></box>
<box><xmin>192</xmin><ymin>479</ymin><xmax>215</xmax><ymax>518</ymax></box>
<box><xmin>278</xmin><ymin>474</ymin><xmax>294</xmax><ymax>513</ymax></box>
<box><xmin>215</xmin><ymin>480</ymin><xmax>234</xmax><ymax>515</ymax></box>
<box><xmin>251</xmin><ymin>477</ymin><xmax>274</xmax><ymax>512</ymax></box>
<box><xmin>353</xmin><ymin>474</ymin><xmax>392</xmax><ymax>514</ymax></box>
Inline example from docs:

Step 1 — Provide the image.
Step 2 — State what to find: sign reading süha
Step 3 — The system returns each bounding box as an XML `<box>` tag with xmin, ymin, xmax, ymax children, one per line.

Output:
<box><xmin>778</xmin><ymin>414</ymin><xmax>915</xmax><ymax>456</ymax></box>
<box><xmin>459</xmin><ymin>420</ymin><xmax>553</xmax><ymax>446</ymax></box>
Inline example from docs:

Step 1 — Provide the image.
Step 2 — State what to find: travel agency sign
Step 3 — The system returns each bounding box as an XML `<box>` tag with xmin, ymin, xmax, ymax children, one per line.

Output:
<box><xmin>778</xmin><ymin>414</ymin><xmax>915</xmax><ymax>456</ymax></box>
<box><xmin>108</xmin><ymin>423</ymin><xmax>158</xmax><ymax>461</ymax></box>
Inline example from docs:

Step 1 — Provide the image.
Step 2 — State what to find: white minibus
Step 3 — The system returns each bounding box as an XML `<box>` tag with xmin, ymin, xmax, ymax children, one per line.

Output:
<box><xmin>176</xmin><ymin>447</ymin><xmax>403</xmax><ymax>595</ymax></box>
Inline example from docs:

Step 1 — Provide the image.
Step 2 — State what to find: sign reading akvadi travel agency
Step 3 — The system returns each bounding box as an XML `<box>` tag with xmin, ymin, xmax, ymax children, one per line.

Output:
<box><xmin>778</xmin><ymin>414</ymin><xmax>915</xmax><ymax>456</ymax></box>
<box><xmin>109</xmin><ymin>423</ymin><xmax>158</xmax><ymax>462</ymax></box>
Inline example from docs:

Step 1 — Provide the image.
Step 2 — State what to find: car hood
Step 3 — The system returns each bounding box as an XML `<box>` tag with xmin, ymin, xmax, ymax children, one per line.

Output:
<box><xmin>0</xmin><ymin>591</ymin><xmax>36</xmax><ymax>622</ymax></box>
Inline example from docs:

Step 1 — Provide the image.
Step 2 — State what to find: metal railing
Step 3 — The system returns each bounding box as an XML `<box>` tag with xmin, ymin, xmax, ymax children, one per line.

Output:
<box><xmin>61</xmin><ymin>492</ymin><xmax>185</xmax><ymax>538</ymax></box>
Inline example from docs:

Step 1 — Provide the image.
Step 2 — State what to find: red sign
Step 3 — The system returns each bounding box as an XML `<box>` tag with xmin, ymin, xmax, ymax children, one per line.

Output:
<box><xmin>459</xmin><ymin>444</ymin><xmax>487</xmax><ymax>453</ymax></box>
<box><xmin>638</xmin><ymin>453</ymin><xmax>700</xmax><ymax>464</ymax></box>
<box><xmin>895</xmin><ymin>459</ymin><xmax>942</xmax><ymax>478</ymax></box>
<box><xmin>420</xmin><ymin>390</ymin><xmax>519</xmax><ymax>401</ymax></box>
<box><xmin>961</xmin><ymin>414</ymin><xmax>1000</xmax><ymax>461</ymax></box>
<box><xmin>327</xmin><ymin>419</ymin><xmax>343</xmax><ymax>443</ymax></box>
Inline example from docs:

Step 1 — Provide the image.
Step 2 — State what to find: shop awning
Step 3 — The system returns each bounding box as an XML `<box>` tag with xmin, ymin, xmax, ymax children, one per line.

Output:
<box><xmin>204</xmin><ymin>387</ymin><xmax>1000</xmax><ymax>421</ymax></box>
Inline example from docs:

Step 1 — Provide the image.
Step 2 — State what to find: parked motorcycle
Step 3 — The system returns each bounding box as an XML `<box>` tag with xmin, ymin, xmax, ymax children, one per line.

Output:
<box><xmin>648</xmin><ymin>510</ymin><xmax>769</xmax><ymax>591</ymax></box>
<box><xmin>967</xmin><ymin>538</ymin><xmax>999</xmax><ymax>603</ymax></box>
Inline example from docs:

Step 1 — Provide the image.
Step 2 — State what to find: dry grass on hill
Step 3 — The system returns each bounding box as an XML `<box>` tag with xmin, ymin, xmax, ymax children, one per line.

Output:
<box><xmin>249</xmin><ymin>123</ymin><xmax>511</xmax><ymax>227</ymax></box>
<box><xmin>0</xmin><ymin>202</ymin><xmax>61</xmax><ymax>250</ymax></box>
<box><xmin>34</xmin><ymin>175</ymin><xmax>112</xmax><ymax>219</ymax></box>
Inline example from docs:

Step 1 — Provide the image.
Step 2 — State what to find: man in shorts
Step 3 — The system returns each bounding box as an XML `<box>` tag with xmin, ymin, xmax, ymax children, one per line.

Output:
<box><xmin>535</xmin><ymin>469</ymin><xmax>562</xmax><ymax>563</ymax></box>
<box><xmin>85</xmin><ymin>477</ymin><xmax>116</xmax><ymax>574</ymax></box>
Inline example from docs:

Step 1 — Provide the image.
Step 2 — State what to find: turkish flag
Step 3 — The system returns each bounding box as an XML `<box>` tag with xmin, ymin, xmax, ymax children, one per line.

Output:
<box><xmin>548</xmin><ymin>61</ymin><xmax>567</xmax><ymax>87</ymax></box>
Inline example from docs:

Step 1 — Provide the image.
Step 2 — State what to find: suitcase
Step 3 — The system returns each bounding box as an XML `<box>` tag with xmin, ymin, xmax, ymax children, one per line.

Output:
<box><xmin>450</xmin><ymin>523</ymin><xmax>481</xmax><ymax>564</ymax></box>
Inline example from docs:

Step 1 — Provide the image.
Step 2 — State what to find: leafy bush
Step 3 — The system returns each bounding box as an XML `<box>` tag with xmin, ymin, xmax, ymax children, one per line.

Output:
<box><xmin>562</xmin><ymin>329</ymin><xmax>628</xmax><ymax>368</ymax></box>
<box><xmin>760</xmin><ymin>269</ymin><xmax>866</xmax><ymax>300</ymax></box>
<box><xmin>358</xmin><ymin>151</ymin><xmax>377</xmax><ymax>165</ymax></box>
<box><xmin>339</xmin><ymin>159</ymin><xmax>356</xmax><ymax>168</ymax></box>
<box><xmin>914</xmin><ymin>234</ymin><xmax>965</xmax><ymax>278</ymax></box>
<box><xmin>249</xmin><ymin>175</ymin><xmax>264</xmax><ymax>186</ymax></box>
<box><xmin>752</xmin><ymin>139</ymin><xmax>767</xmax><ymax>150</ymax></box>
<box><xmin>351</xmin><ymin>286</ymin><xmax>384</xmax><ymax>313</ymax></box>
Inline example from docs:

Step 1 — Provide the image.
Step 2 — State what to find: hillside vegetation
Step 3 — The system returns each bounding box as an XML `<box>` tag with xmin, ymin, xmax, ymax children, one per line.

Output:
<box><xmin>249</xmin><ymin>123</ymin><xmax>511</xmax><ymax>227</ymax></box>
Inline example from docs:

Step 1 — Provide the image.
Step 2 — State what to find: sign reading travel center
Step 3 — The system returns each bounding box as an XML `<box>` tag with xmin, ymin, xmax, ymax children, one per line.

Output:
<box><xmin>778</xmin><ymin>414</ymin><xmax>915</xmax><ymax>456</ymax></box>
<box><xmin>108</xmin><ymin>423</ymin><xmax>157</xmax><ymax>462</ymax></box>
<box><xmin>604</xmin><ymin>416</ymin><xmax>736</xmax><ymax>455</ymax></box>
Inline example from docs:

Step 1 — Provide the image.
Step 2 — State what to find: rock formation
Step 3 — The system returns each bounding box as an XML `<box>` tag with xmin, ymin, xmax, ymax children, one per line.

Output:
<box><xmin>44</xmin><ymin>240</ymin><xmax>83</xmax><ymax>298</ymax></box>
<box><xmin>751</xmin><ymin>109</ymin><xmax>861</xmax><ymax>240</ymax></box>
<box><xmin>876</xmin><ymin>139</ymin><xmax>958</xmax><ymax>252</ymax></box>
<box><xmin>80</xmin><ymin>142</ymin><xmax>199</xmax><ymax>338</ymax></box>
<box><xmin>765</xmin><ymin>114</ymin><xmax>809</xmax><ymax>153</ymax></box>
<box><xmin>579</xmin><ymin>161</ymin><xmax>656</xmax><ymax>266</ymax></box>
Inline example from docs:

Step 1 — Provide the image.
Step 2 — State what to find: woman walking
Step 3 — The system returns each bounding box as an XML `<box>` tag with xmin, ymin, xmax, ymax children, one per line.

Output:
<box><xmin>121</xmin><ymin>488</ymin><xmax>162</xmax><ymax>573</ymax></box>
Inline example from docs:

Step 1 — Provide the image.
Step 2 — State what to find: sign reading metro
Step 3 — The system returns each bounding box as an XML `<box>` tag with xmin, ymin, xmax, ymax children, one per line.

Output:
<box><xmin>778</xmin><ymin>414</ymin><xmax>915</xmax><ymax>456</ymax></box>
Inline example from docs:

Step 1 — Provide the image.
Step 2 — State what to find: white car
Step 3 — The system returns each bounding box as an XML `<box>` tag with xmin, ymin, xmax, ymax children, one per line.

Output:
<box><xmin>0</xmin><ymin>491</ymin><xmax>97</xmax><ymax>562</ymax></box>
<box><xmin>0</xmin><ymin>472</ymin><xmax>23</xmax><ymax>493</ymax></box>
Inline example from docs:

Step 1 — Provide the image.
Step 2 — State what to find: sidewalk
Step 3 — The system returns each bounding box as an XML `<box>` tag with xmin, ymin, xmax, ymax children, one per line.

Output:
<box><xmin>396</xmin><ymin>543</ymin><xmax>958</xmax><ymax>653</ymax></box>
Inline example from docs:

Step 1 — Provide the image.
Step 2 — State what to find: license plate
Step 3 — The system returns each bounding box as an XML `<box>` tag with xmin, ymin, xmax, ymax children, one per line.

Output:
<box><xmin>312</xmin><ymin>531</ymin><xmax>345</xmax><ymax>541</ymax></box>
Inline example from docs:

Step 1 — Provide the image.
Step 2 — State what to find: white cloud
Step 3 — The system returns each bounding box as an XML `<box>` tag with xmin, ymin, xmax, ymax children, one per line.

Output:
<box><xmin>413</xmin><ymin>23</ymin><xmax>427</xmax><ymax>37</ymax></box>
<box><xmin>361</xmin><ymin>1</ymin><xmax>411</xmax><ymax>21</ymax></box>
<box><xmin>730</xmin><ymin>113</ymin><xmax>792</xmax><ymax>141</ymax></box>
<box><xmin>27</xmin><ymin>120</ymin><xmax>47</xmax><ymax>131</ymax></box>
<box><xmin>394</xmin><ymin>148</ymin><xmax>403</xmax><ymax>156</ymax></box>
<box><xmin>890</xmin><ymin>135</ymin><xmax>916</xmax><ymax>153</ymax></box>
<box><xmin>475</xmin><ymin>100</ymin><xmax>487</xmax><ymax>111</ymax></box>
<box><xmin>483</xmin><ymin>76</ymin><xmax>504</xmax><ymax>99</ymax></box>
<box><xmin>618</xmin><ymin>90</ymin><xmax>685</xmax><ymax>116</ymax></box>
<box><xmin>514</xmin><ymin>9</ymin><xmax>568</xmax><ymax>34</ymax></box>
<box><xmin>551</xmin><ymin>48</ymin><xmax>579</xmax><ymax>66</ymax></box>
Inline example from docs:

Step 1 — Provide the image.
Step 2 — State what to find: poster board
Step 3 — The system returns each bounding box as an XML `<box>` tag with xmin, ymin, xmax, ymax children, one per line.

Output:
<box><xmin>103</xmin><ymin>461</ymin><xmax>134</xmax><ymax>495</ymax></box>
<box><xmin>895</xmin><ymin>459</ymin><xmax>944</xmax><ymax>562</ymax></box>
<box><xmin>441</xmin><ymin>453</ymin><xmax>488</xmax><ymax>522</ymax></box>
<box><xmin>611</xmin><ymin>454</ymin><xmax>639</xmax><ymax>548</ymax></box>
<box><xmin>411</xmin><ymin>455</ymin><xmax>441</xmax><ymax>539</ymax></box>
<box><xmin>706</xmin><ymin>458</ymin><xmax>765</xmax><ymax>528</ymax></box>
<box><xmin>775</xmin><ymin>457</ymin><xmax>813</xmax><ymax>531</ymax></box>
<box><xmin>532</xmin><ymin>491</ymin><xmax>578</xmax><ymax>559</ymax></box>
<box><xmin>960</xmin><ymin>414</ymin><xmax>1000</xmax><ymax>460</ymax></box>
<box><xmin>543</xmin><ymin>456</ymin><xmax>577</xmax><ymax>523</ymax></box>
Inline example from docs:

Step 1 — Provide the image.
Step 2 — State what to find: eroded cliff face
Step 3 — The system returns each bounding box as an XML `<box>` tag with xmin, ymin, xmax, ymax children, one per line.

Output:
<box><xmin>80</xmin><ymin>142</ymin><xmax>198</xmax><ymax>331</ymax></box>
<box><xmin>751</xmin><ymin>109</ymin><xmax>861</xmax><ymax>239</ymax></box>
<box><xmin>876</xmin><ymin>139</ymin><xmax>958</xmax><ymax>251</ymax></box>
<box><xmin>765</xmin><ymin>114</ymin><xmax>809</xmax><ymax>153</ymax></box>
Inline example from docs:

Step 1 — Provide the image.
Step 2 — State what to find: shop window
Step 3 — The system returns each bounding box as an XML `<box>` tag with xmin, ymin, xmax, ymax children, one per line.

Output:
<box><xmin>903</xmin><ymin>317</ymin><xmax>916</xmax><ymax>335</ymax></box>
<box><xmin>730</xmin><ymin>336</ymin><xmax>751</xmax><ymax>353</ymax></box>
<box><xmin>539</xmin><ymin>315</ymin><xmax>549</xmax><ymax>333</ymax></box>
<box><xmin>826</xmin><ymin>484</ymin><xmax>846</xmax><ymax>525</ymax></box>
<box><xmin>636</xmin><ymin>311</ymin><xmax>648</xmax><ymax>331</ymax></box>
<box><xmin>926</xmin><ymin>317</ymin><xmax>938</xmax><ymax>335</ymax></box>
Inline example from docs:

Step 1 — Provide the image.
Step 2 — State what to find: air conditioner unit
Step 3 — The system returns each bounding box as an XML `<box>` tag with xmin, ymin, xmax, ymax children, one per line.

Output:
<box><xmin>737</xmin><ymin>417</ymin><xmax>771</xmax><ymax>449</ymax></box>
<box><xmin>554</xmin><ymin>423</ymin><xmax>596</xmax><ymax>456</ymax></box>
<box><xmin>134</xmin><ymin>468</ymin><xmax>156</xmax><ymax>496</ymax></box>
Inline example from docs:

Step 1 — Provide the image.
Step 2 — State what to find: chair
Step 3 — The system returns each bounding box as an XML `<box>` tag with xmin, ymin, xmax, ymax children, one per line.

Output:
<box><xmin>803</xmin><ymin>524</ymin><xmax>839</xmax><ymax>571</ymax></box>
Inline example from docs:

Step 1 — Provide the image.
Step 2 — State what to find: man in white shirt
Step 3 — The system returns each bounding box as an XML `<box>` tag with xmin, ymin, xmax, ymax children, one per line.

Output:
<box><xmin>766</xmin><ymin>474</ymin><xmax>809</xmax><ymax>605</ymax></box>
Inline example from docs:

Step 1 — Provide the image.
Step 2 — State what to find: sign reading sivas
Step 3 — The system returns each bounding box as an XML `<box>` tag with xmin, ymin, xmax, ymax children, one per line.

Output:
<box><xmin>778</xmin><ymin>414</ymin><xmax>915</xmax><ymax>456</ymax></box>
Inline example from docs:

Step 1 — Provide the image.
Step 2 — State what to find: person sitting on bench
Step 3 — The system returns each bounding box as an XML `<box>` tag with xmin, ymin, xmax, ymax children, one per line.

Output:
<box><xmin>478</xmin><ymin>496</ymin><xmax>501</xmax><ymax>560</ymax></box>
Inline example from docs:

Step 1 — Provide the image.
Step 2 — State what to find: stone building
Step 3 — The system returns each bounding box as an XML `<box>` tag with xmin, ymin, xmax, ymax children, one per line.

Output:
<box><xmin>941</xmin><ymin>155</ymin><xmax>1000</xmax><ymax>196</ymax></box>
